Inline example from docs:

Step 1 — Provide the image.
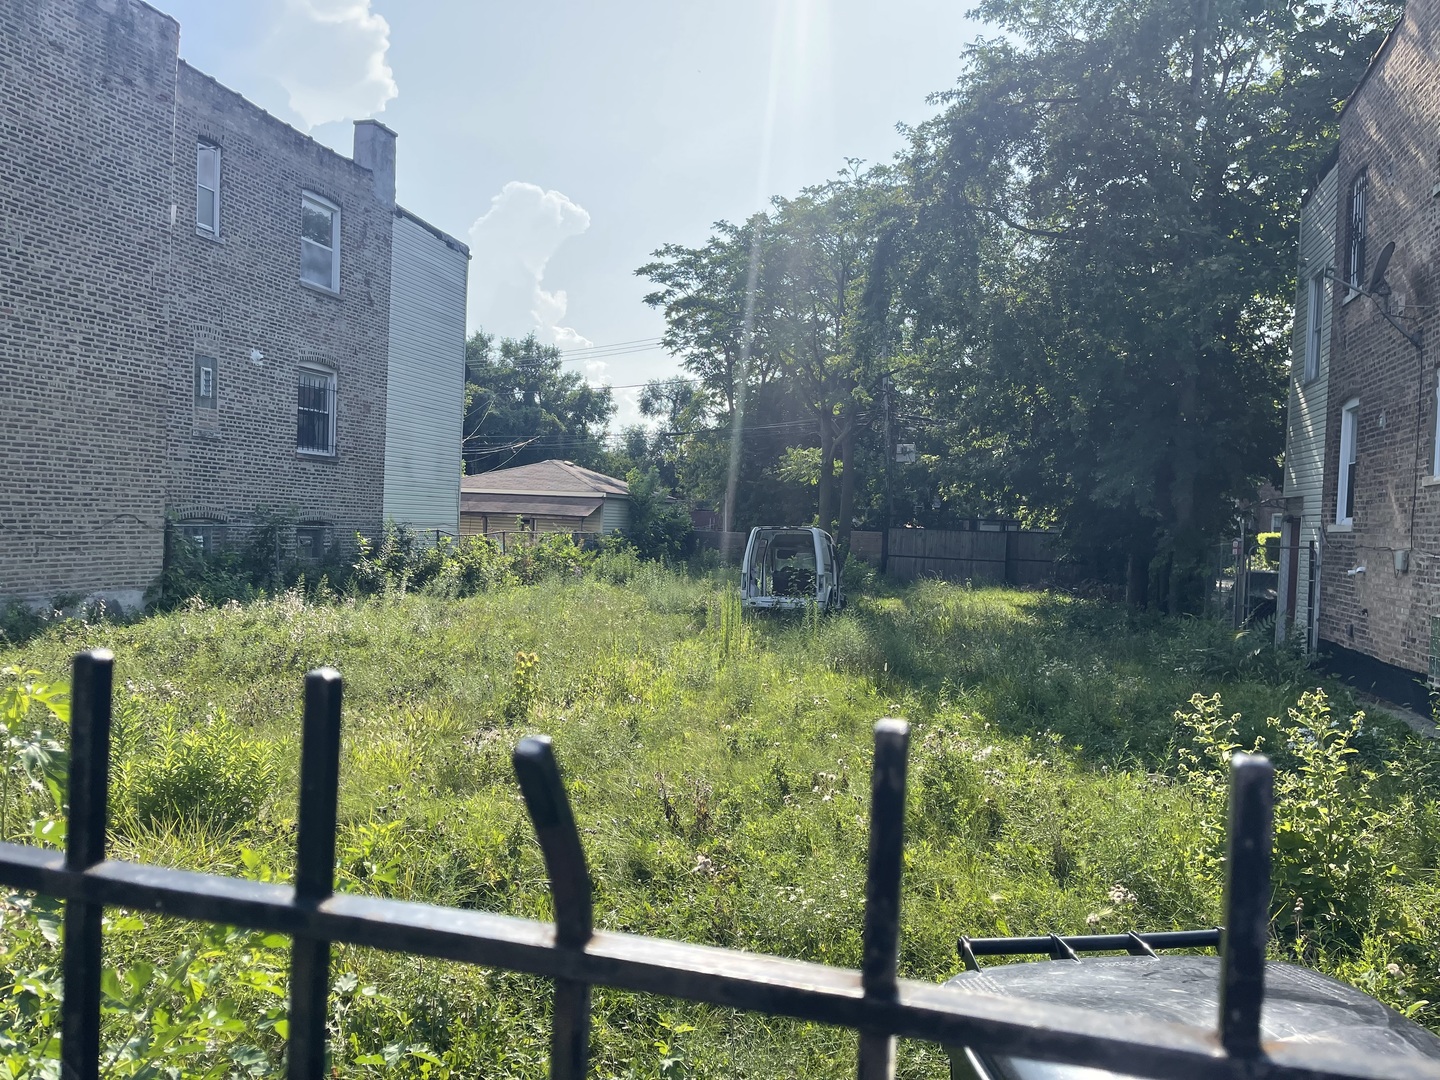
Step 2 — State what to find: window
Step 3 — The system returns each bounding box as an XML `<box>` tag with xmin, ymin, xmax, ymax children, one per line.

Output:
<box><xmin>1270</xmin><ymin>512</ymin><xmax>1284</xmax><ymax>533</ymax></box>
<box><xmin>1337</xmin><ymin>399</ymin><xmax>1359</xmax><ymax>525</ymax></box>
<box><xmin>296</xmin><ymin>366</ymin><xmax>336</xmax><ymax>455</ymax></box>
<box><xmin>180</xmin><ymin>522</ymin><xmax>224</xmax><ymax>555</ymax></box>
<box><xmin>196</xmin><ymin>142</ymin><xmax>219</xmax><ymax>234</ymax></box>
<box><xmin>1433</xmin><ymin>379</ymin><xmax>1440</xmax><ymax>477</ymax></box>
<box><xmin>194</xmin><ymin>355</ymin><xmax>217</xmax><ymax>409</ymax></box>
<box><xmin>1347</xmin><ymin>174</ymin><xmax>1367</xmax><ymax>292</ymax></box>
<box><xmin>300</xmin><ymin>193</ymin><xmax>340</xmax><ymax>291</ymax></box>
<box><xmin>295</xmin><ymin>523</ymin><xmax>333</xmax><ymax>563</ymax></box>
<box><xmin>1304</xmin><ymin>273</ymin><xmax>1324</xmax><ymax>382</ymax></box>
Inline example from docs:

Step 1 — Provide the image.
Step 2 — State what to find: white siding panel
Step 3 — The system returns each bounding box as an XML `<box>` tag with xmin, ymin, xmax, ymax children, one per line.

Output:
<box><xmin>383</xmin><ymin>214</ymin><xmax>468</xmax><ymax>537</ymax></box>
<box><xmin>601</xmin><ymin>497</ymin><xmax>630</xmax><ymax>533</ymax></box>
<box><xmin>1283</xmin><ymin>166</ymin><xmax>1338</xmax><ymax>631</ymax></box>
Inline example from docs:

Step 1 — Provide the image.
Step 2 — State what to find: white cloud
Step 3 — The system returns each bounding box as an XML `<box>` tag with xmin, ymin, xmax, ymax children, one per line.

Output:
<box><xmin>264</xmin><ymin>0</ymin><xmax>397</xmax><ymax>130</ymax></box>
<box><xmin>467</xmin><ymin>181</ymin><xmax>594</xmax><ymax>348</ymax></box>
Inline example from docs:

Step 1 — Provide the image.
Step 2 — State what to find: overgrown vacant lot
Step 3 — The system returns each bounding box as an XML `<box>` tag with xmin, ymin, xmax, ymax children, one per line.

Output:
<box><xmin>3</xmin><ymin>569</ymin><xmax>1439</xmax><ymax>1078</ymax></box>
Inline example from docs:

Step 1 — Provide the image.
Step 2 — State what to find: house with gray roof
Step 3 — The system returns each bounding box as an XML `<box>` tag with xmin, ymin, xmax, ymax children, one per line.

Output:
<box><xmin>459</xmin><ymin>460</ymin><xmax>630</xmax><ymax>538</ymax></box>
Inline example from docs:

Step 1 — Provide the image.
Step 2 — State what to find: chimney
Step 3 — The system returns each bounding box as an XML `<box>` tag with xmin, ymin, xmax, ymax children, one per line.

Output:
<box><xmin>352</xmin><ymin>119</ymin><xmax>396</xmax><ymax>208</ymax></box>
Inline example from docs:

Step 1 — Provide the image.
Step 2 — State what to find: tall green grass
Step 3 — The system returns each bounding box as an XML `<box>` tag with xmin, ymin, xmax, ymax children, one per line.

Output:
<box><xmin>0</xmin><ymin>573</ymin><xmax>1436</xmax><ymax>1078</ymax></box>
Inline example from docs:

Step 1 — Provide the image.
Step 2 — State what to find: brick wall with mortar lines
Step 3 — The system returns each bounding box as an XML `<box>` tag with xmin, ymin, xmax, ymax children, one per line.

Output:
<box><xmin>0</xmin><ymin>0</ymin><xmax>177</xmax><ymax>606</ymax></box>
<box><xmin>165</xmin><ymin>62</ymin><xmax>392</xmax><ymax>556</ymax></box>
<box><xmin>1319</xmin><ymin>0</ymin><xmax>1440</xmax><ymax>678</ymax></box>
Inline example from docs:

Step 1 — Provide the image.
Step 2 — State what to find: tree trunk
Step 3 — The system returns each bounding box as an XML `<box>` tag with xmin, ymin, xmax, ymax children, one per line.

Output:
<box><xmin>835</xmin><ymin>419</ymin><xmax>858</xmax><ymax>561</ymax></box>
<box><xmin>1126</xmin><ymin>534</ymin><xmax>1154</xmax><ymax>610</ymax></box>
<box><xmin>817</xmin><ymin>417</ymin><xmax>836</xmax><ymax>530</ymax></box>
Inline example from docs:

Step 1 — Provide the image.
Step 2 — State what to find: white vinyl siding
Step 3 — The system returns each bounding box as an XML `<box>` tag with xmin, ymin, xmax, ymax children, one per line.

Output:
<box><xmin>601</xmin><ymin>497</ymin><xmax>631</xmax><ymax>533</ymax></box>
<box><xmin>301</xmin><ymin>192</ymin><xmax>340</xmax><ymax>292</ymax></box>
<box><xmin>381</xmin><ymin>213</ymin><xmax>468</xmax><ymax>536</ymax></box>
<box><xmin>1282</xmin><ymin>165</ymin><xmax>1337</xmax><ymax>640</ymax></box>
<box><xmin>196</xmin><ymin>143</ymin><xmax>219</xmax><ymax>234</ymax></box>
<box><xmin>1337</xmin><ymin>399</ymin><xmax>1359</xmax><ymax>526</ymax></box>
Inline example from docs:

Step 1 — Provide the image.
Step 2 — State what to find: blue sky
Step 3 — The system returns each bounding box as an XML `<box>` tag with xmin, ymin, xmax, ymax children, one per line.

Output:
<box><xmin>158</xmin><ymin>0</ymin><xmax>986</xmax><ymax>420</ymax></box>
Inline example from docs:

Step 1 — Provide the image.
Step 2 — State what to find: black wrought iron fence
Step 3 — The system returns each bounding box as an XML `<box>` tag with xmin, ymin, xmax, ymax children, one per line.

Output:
<box><xmin>1</xmin><ymin>650</ymin><xmax>1436</xmax><ymax>1080</ymax></box>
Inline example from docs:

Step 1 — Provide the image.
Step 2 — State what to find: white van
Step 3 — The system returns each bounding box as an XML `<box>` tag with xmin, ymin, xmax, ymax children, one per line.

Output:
<box><xmin>740</xmin><ymin>527</ymin><xmax>843</xmax><ymax>612</ymax></box>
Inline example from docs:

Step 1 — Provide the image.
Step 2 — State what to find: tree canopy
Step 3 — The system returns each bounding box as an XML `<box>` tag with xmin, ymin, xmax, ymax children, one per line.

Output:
<box><xmin>634</xmin><ymin>0</ymin><xmax>1399</xmax><ymax>607</ymax></box>
<box><xmin>462</xmin><ymin>331</ymin><xmax>615</xmax><ymax>475</ymax></box>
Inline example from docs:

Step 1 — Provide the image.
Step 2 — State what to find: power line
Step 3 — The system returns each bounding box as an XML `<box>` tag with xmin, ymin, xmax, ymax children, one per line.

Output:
<box><xmin>561</xmin><ymin>335</ymin><xmax>664</xmax><ymax>352</ymax></box>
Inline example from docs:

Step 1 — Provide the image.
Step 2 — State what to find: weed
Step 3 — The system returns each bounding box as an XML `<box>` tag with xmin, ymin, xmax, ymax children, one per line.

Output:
<box><xmin>1</xmin><ymin>576</ymin><xmax>1437</xmax><ymax>1075</ymax></box>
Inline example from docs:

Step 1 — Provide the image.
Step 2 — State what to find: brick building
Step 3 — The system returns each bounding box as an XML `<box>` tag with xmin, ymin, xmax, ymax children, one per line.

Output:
<box><xmin>1306</xmin><ymin>0</ymin><xmax>1440</xmax><ymax>709</ymax></box>
<box><xmin>1</xmin><ymin>0</ymin><xmax>468</xmax><ymax>610</ymax></box>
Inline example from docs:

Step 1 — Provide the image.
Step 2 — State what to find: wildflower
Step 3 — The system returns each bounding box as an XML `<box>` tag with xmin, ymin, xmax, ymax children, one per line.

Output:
<box><xmin>1107</xmin><ymin>884</ymin><xmax>1137</xmax><ymax>906</ymax></box>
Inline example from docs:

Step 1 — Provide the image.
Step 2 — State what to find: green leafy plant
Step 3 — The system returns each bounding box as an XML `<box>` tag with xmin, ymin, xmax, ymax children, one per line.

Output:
<box><xmin>504</xmin><ymin>651</ymin><xmax>542</xmax><ymax>723</ymax></box>
<box><xmin>113</xmin><ymin>715</ymin><xmax>277</xmax><ymax>832</ymax></box>
<box><xmin>0</xmin><ymin>669</ymin><xmax>68</xmax><ymax>844</ymax></box>
<box><xmin>1178</xmin><ymin>689</ymin><xmax>1406</xmax><ymax>948</ymax></box>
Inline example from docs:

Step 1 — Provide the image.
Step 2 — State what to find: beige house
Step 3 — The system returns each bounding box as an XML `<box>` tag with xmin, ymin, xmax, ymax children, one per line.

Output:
<box><xmin>460</xmin><ymin>460</ymin><xmax>630</xmax><ymax>538</ymax></box>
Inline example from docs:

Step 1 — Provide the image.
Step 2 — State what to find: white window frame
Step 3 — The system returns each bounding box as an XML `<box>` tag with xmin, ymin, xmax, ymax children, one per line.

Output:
<box><xmin>1433</xmin><ymin>378</ymin><xmax>1440</xmax><ymax>478</ymax></box>
<box><xmin>1304</xmin><ymin>273</ymin><xmax>1323</xmax><ymax>382</ymax></box>
<box><xmin>1337</xmin><ymin>398</ymin><xmax>1359</xmax><ymax>526</ymax></box>
<box><xmin>296</xmin><ymin>365</ymin><xmax>337</xmax><ymax>456</ymax></box>
<box><xmin>300</xmin><ymin>192</ymin><xmax>340</xmax><ymax>293</ymax></box>
<box><xmin>194</xmin><ymin>355</ymin><xmax>217</xmax><ymax>409</ymax></box>
<box><xmin>196</xmin><ymin>142</ymin><xmax>220</xmax><ymax>235</ymax></box>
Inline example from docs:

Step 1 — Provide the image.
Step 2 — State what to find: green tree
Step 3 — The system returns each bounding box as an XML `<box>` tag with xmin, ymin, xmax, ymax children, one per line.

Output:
<box><xmin>639</xmin><ymin>166</ymin><xmax>906</xmax><ymax>549</ymax></box>
<box><xmin>624</xmin><ymin>467</ymin><xmax>696</xmax><ymax>562</ymax></box>
<box><xmin>463</xmin><ymin>330</ymin><xmax>615</xmax><ymax>474</ymax></box>
<box><xmin>904</xmin><ymin>0</ymin><xmax>1399</xmax><ymax>608</ymax></box>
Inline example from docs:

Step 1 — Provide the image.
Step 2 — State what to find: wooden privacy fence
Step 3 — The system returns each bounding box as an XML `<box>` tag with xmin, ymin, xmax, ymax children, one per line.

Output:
<box><xmin>697</xmin><ymin>528</ymin><xmax>1058</xmax><ymax>585</ymax></box>
<box><xmin>0</xmin><ymin>651</ymin><xmax>1433</xmax><ymax>1080</ymax></box>
<box><xmin>852</xmin><ymin>529</ymin><xmax>1056</xmax><ymax>585</ymax></box>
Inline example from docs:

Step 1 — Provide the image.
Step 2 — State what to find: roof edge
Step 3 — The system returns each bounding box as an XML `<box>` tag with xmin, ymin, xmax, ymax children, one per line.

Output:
<box><xmin>1337</xmin><ymin>14</ymin><xmax>1406</xmax><ymax>125</ymax></box>
<box><xmin>396</xmin><ymin>205</ymin><xmax>470</xmax><ymax>257</ymax></box>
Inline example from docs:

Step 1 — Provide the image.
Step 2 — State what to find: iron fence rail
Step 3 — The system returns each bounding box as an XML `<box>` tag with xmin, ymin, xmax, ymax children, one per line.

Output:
<box><xmin>0</xmin><ymin>651</ymin><xmax>1436</xmax><ymax>1080</ymax></box>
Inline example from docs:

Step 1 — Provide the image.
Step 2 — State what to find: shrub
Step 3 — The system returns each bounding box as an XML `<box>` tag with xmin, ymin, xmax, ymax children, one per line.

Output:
<box><xmin>625</xmin><ymin>467</ymin><xmax>695</xmax><ymax>563</ymax></box>
<box><xmin>114</xmin><ymin>714</ymin><xmax>279</xmax><ymax>832</ymax></box>
<box><xmin>1178</xmin><ymin>689</ymin><xmax>1408</xmax><ymax>949</ymax></box>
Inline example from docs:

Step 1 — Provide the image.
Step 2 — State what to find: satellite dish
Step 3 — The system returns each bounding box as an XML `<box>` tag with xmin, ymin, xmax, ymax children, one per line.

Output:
<box><xmin>1368</xmin><ymin>241</ymin><xmax>1395</xmax><ymax>295</ymax></box>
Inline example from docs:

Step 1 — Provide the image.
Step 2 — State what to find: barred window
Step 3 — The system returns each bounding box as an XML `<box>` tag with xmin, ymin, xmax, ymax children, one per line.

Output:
<box><xmin>297</xmin><ymin>366</ymin><xmax>336</xmax><ymax>455</ymax></box>
<box><xmin>1347</xmin><ymin>174</ymin><xmax>1367</xmax><ymax>291</ymax></box>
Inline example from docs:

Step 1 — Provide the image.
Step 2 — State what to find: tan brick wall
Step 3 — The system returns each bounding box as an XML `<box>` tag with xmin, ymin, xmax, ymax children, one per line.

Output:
<box><xmin>165</xmin><ymin>63</ymin><xmax>391</xmax><ymax>554</ymax></box>
<box><xmin>1318</xmin><ymin>0</ymin><xmax>1440</xmax><ymax>677</ymax></box>
<box><xmin>1</xmin><ymin>1</ymin><xmax>395</xmax><ymax>605</ymax></box>
<box><xmin>0</xmin><ymin>0</ymin><xmax>178</xmax><ymax>606</ymax></box>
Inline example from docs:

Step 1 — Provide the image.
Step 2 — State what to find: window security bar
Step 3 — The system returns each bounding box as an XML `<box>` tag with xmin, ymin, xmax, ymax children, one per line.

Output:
<box><xmin>296</xmin><ymin>372</ymin><xmax>335</xmax><ymax>455</ymax></box>
<box><xmin>0</xmin><ymin>652</ymin><xmax>1437</xmax><ymax>1080</ymax></box>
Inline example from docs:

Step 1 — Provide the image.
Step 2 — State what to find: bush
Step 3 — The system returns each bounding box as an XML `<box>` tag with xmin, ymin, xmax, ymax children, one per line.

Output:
<box><xmin>1178</xmin><ymin>689</ymin><xmax>1410</xmax><ymax>949</ymax></box>
<box><xmin>625</xmin><ymin>467</ymin><xmax>695</xmax><ymax>563</ymax></box>
<box><xmin>114</xmin><ymin>713</ymin><xmax>278</xmax><ymax>832</ymax></box>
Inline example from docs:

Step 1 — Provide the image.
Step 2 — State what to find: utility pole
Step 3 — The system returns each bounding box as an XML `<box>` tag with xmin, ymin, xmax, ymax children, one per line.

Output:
<box><xmin>880</xmin><ymin>375</ymin><xmax>893</xmax><ymax>575</ymax></box>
